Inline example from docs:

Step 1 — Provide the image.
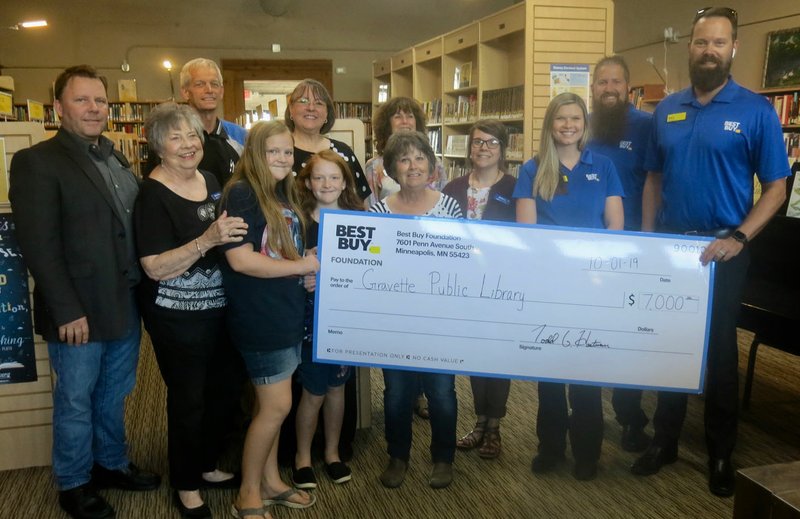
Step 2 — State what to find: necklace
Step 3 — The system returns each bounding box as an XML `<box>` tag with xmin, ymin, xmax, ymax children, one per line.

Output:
<box><xmin>469</xmin><ymin>170</ymin><xmax>502</xmax><ymax>190</ymax></box>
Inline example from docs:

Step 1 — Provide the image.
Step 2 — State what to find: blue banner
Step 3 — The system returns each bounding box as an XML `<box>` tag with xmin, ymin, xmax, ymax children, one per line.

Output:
<box><xmin>0</xmin><ymin>214</ymin><xmax>37</xmax><ymax>384</ymax></box>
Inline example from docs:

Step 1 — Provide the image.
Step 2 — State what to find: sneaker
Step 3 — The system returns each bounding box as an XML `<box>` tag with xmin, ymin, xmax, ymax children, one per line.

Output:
<box><xmin>291</xmin><ymin>466</ymin><xmax>317</xmax><ymax>489</ymax></box>
<box><xmin>379</xmin><ymin>458</ymin><xmax>408</xmax><ymax>488</ymax></box>
<box><xmin>325</xmin><ymin>461</ymin><xmax>352</xmax><ymax>484</ymax></box>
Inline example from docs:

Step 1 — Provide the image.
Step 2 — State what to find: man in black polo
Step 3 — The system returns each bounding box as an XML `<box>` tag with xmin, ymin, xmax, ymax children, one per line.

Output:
<box><xmin>144</xmin><ymin>58</ymin><xmax>245</xmax><ymax>185</ymax></box>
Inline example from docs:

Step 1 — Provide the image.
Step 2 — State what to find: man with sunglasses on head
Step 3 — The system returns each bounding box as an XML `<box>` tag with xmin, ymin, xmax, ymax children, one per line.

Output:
<box><xmin>144</xmin><ymin>58</ymin><xmax>245</xmax><ymax>187</ymax></box>
<box><xmin>634</xmin><ymin>7</ymin><xmax>789</xmax><ymax>497</ymax></box>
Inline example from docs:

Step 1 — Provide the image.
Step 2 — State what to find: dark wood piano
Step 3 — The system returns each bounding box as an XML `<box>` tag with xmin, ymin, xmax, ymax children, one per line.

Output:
<box><xmin>737</xmin><ymin>214</ymin><xmax>800</xmax><ymax>408</ymax></box>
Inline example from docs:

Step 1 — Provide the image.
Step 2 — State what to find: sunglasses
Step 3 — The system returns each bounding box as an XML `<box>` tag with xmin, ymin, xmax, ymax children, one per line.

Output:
<box><xmin>693</xmin><ymin>7</ymin><xmax>738</xmax><ymax>25</ymax></box>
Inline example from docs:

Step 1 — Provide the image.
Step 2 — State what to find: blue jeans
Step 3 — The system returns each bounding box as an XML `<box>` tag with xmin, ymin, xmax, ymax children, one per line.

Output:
<box><xmin>383</xmin><ymin>369</ymin><xmax>456</xmax><ymax>463</ymax></box>
<box><xmin>49</xmin><ymin>303</ymin><xmax>141</xmax><ymax>490</ymax></box>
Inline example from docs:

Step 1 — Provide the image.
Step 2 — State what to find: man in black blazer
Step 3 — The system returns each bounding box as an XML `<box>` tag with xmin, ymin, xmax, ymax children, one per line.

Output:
<box><xmin>9</xmin><ymin>65</ymin><xmax>160</xmax><ymax>519</ymax></box>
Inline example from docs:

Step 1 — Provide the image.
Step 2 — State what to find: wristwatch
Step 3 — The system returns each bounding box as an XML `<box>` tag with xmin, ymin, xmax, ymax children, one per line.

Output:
<box><xmin>731</xmin><ymin>229</ymin><xmax>748</xmax><ymax>245</ymax></box>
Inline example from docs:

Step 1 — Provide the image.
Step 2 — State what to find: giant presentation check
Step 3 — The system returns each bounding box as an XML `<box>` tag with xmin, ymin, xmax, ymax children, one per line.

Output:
<box><xmin>314</xmin><ymin>211</ymin><xmax>715</xmax><ymax>393</ymax></box>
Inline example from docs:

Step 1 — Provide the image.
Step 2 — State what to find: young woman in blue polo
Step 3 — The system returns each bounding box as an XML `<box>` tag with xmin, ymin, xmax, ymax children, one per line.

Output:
<box><xmin>513</xmin><ymin>92</ymin><xmax>624</xmax><ymax>481</ymax></box>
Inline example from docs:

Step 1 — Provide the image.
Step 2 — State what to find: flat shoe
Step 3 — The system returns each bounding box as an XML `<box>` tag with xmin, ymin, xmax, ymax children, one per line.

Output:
<box><xmin>262</xmin><ymin>488</ymin><xmax>316</xmax><ymax>509</ymax></box>
<box><xmin>291</xmin><ymin>466</ymin><xmax>317</xmax><ymax>489</ymax></box>
<box><xmin>173</xmin><ymin>490</ymin><xmax>211</xmax><ymax>519</ymax></box>
<box><xmin>325</xmin><ymin>461</ymin><xmax>352</xmax><ymax>484</ymax></box>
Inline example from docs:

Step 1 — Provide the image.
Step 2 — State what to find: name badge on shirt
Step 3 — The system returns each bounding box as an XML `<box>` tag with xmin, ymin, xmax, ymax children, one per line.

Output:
<box><xmin>493</xmin><ymin>194</ymin><xmax>511</xmax><ymax>205</ymax></box>
<box><xmin>667</xmin><ymin>112</ymin><xmax>687</xmax><ymax>123</ymax></box>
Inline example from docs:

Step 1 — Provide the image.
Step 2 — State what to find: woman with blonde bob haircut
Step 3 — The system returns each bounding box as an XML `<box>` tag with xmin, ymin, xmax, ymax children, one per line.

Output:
<box><xmin>513</xmin><ymin>92</ymin><xmax>623</xmax><ymax>482</ymax></box>
<box><xmin>221</xmin><ymin>120</ymin><xmax>319</xmax><ymax>518</ymax></box>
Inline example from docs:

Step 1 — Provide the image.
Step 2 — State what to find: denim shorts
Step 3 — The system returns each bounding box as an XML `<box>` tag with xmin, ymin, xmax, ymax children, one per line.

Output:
<box><xmin>239</xmin><ymin>343</ymin><xmax>301</xmax><ymax>386</ymax></box>
<box><xmin>297</xmin><ymin>342</ymin><xmax>352</xmax><ymax>396</ymax></box>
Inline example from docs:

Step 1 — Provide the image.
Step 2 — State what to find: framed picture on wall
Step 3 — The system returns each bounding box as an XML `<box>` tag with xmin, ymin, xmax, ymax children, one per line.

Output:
<box><xmin>762</xmin><ymin>26</ymin><xmax>800</xmax><ymax>89</ymax></box>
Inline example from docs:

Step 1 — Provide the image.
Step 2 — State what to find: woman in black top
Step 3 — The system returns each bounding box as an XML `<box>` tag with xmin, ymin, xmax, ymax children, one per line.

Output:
<box><xmin>285</xmin><ymin>79</ymin><xmax>371</xmax><ymax>203</ymax></box>
<box><xmin>134</xmin><ymin>103</ymin><xmax>249</xmax><ymax>518</ymax></box>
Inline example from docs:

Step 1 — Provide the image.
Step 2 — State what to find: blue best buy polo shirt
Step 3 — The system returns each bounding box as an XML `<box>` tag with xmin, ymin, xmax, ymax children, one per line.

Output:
<box><xmin>587</xmin><ymin>105</ymin><xmax>653</xmax><ymax>231</ymax></box>
<box><xmin>644</xmin><ymin>77</ymin><xmax>790</xmax><ymax>232</ymax></box>
<box><xmin>513</xmin><ymin>148</ymin><xmax>624</xmax><ymax>230</ymax></box>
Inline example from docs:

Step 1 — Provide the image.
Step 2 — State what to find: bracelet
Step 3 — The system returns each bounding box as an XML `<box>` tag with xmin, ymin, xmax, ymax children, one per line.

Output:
<box><xmin>194</xmin><ymin>238</ymin><xmax>205</xmax><ymax>258</ymax></box>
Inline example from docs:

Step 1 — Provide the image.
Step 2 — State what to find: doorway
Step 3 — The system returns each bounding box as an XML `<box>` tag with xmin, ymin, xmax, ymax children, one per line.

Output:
<box><xmin>221</xmin><ymin>59</ymin><xmax>333</xmax><ymax>123</ymax></box>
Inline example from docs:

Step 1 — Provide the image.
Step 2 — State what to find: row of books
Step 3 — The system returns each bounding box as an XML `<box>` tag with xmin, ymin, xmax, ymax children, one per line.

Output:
<box><xmin>481</xmin><ymin>85</ymin><xmax>524</xmax><ymax>120</ymax></box>
<box><xmin>444</xmin><ymin>94</ymin><xmax>478</xmax><ymax>123</ymax></box>
<box><xmin>112</xmin><ymin>122</ymin><xmax>146</xmax><ymax>140</ymax></box>
<box><xmin>12</xmin><ymin>104</ymin><xmax>60</xmax><ymax>127</ymax></box>
<box><xmin>428</xmin><ymin>127</ymin><xmax>442</xmax><ymax>155</ymax></box>
<box><xmin>109</xmin><ymin>102</ymin><xmax>155</xmax><ymax>122</ymax></box>
<box><xmin>507</xmin><ymin>131</ymin><xmax>525</xmax><ymax>161</ymax></box>
<box><xmin>766</xmin><ymin>92</ymin><xmax>800</xmax><ymax>126</ymax></box>
<box><xmin>442</xmin><ymin>131</ymin><xmax>525</xmax><ymax>161</ymax></box>
<box><xmin>442</xmin><ymin>162</ymin><xmax>521</xmax><ymax>182</ymax></box>
<box><xmin>785</xmin><ymin>132</ymin><xmax>800</xmax><ymax>160</ymax></box>
<box><xmin>422</xmin><ymin>99</ymin><xmax>442</xmax><ymax>124</ymax></box>
<box><xmin>334</xmin><ymin>102</ymin><xmax>371</xmax><ymax>120</ymax></box>
<box><xmin>444</xmin><ymin>134</ymin><xmax>468</xmax><ymax>156</ymax></box>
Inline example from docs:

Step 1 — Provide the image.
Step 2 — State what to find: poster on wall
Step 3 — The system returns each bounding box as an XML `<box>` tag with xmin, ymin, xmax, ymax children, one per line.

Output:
<box><xmin>0</xmin><ymin>214</ymin><xmax>37</xmax><ymax>384</ymax></box>
<box><xmin>550</xmin><ymin>64</ymin><xmax>590</xmax><ymax>104</ymax></box>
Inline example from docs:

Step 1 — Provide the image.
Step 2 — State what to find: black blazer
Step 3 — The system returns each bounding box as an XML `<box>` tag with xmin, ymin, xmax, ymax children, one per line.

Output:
<box><xmin>9</xmin><ymin>129</ymin><xmax>137</xmax><ymax>342</ymax></box>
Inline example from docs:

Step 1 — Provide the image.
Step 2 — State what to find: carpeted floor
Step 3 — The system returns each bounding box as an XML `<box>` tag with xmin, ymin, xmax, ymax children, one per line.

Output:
<box><xmin>1</xmin><ymin>328</ymin><xmax>798</xmax><ymax>518</ymax></box>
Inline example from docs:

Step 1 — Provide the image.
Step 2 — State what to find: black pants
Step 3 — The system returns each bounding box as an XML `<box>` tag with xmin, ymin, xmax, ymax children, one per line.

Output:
<box><xmin>537</xmin><ymin>382</ymin><xmax>603</xmax><ymax>463</ymax></box>
<box><xmin>652</xmin><ymin>249</ymin><xmax>749</xmax><ymax>459</ymax></box>
<box><xmin>143</xmin><ymin>312</ymin><xmax>244</xmax><ymax>489</ymax></box>
<box><xmin>612</xmin><ymin>388</ymin><xmax>648</xmax><ymax>428</ymax></box>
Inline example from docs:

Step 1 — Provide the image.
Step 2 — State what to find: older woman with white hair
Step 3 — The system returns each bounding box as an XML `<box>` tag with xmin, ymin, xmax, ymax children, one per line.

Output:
<box><xmin>135</xmin><ymin>102</ymin><xmax>249</xmax><ymax>518</ymax></box>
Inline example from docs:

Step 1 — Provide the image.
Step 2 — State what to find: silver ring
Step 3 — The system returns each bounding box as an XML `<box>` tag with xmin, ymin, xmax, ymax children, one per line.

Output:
<box><xmin>718</xmin><ymin>249</ymin><xmax>727</xmax><ymax>257</ymax></box>
<box><xmin>228</xmin><ymin>232</ymin><xmax>233</xmax><ymax>238</ymax></box>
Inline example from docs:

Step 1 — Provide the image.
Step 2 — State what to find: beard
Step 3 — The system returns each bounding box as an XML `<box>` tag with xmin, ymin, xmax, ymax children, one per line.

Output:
<box><xmin>590</xmin><ymin>96</ymin><xmax>628</xmax><ymax>145</ymax></box>
<box><xmin>689</xmin><ymin>54</ymin><xmax>732</xmax><ymax>93</ymax></box>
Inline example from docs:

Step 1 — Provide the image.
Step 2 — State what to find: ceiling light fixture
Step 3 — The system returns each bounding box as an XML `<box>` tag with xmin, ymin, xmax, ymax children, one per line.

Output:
<box><xmin>163</xmin><ymin>60</ymin><xmax>175</xmax><ymax>100</ymax></box>
<box><xmin>8</xmin><ymin>19</ymin><xmax>48</xmax><ymax>30</ymax></box>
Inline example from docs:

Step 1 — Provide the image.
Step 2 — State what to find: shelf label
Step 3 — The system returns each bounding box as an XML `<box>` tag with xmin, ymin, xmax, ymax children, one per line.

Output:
<box><xmin>26</xmin><ymin>100</ymin><xmax>44</xmax><ymax>122</ymax></box>
<box><xmin>0</xmin><ymin>92</ymin><xmax>12</xmax><ymax>118</ymax></box>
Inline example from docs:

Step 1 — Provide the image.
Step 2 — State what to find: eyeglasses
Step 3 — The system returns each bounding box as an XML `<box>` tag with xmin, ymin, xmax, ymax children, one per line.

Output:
<box><xmin>471</xmin><ymin>138</ymin><xmax>501</xmax><ymax>149</ymax></box>
<box><xmin>294</xmin><ymin>97</ymin><xmax>327</xmax><ymax>109</ymax></box>
<box><xmin>693</xmin><ymin>7</ymin><xmax>738</xmax><ymax>26</ymax></box>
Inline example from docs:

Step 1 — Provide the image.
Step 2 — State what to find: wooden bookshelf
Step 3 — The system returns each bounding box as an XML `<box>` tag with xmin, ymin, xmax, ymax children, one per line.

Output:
<box><xmin>758</xmin><ymin>87</ymin><xmax>800</xmax><ymax>172</ymax></box>
<box><xmin>334</xmin><ymin>102</ymin><xmax>373</xmax><ymax>160</ymax></box>
<box><xmin>629</xmin><ymin>84</ymin><xmax>666</xmax><ymax>112</ymax></box>
<box><xmin>108</xmin><ymin>101</ymin><xmax>161</xmax><ymax>176</ymax></box>
<box><xmin>371</xmin><ymin>0</ymin><xmax>615</xmax><ymax>181</ymax></box>
<box><xmin>12</xmin><ymin>103</ymin><xmax>59</xmax><ymax>129</ymax></box>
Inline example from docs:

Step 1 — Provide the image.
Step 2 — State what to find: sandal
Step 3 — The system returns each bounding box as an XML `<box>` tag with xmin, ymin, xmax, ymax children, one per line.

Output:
<box><xmin>478</xmin><ymin>427</ymin><xmax>502</xmax><ymax>459</ymax></box>
<box><xmin>262</xmin><ymin>488</ymin><xmax>316</xmax><ymax>509</ymax></box>
<box><xmin>456</xmin><ymin>421</ymin><xmax>487</xmax><ymax>450</ymax></box>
